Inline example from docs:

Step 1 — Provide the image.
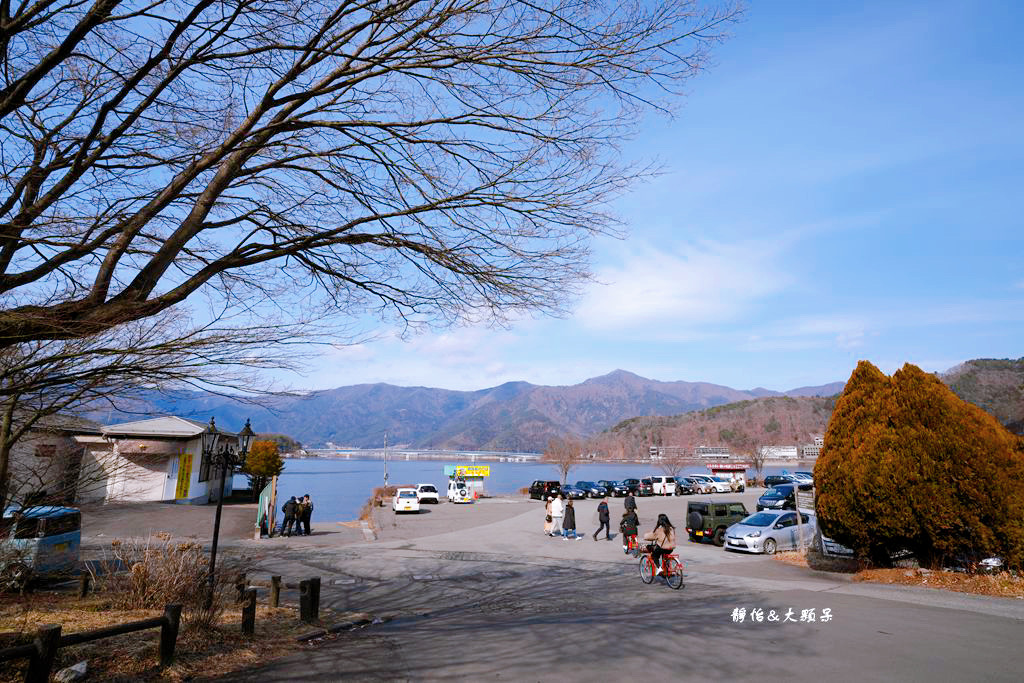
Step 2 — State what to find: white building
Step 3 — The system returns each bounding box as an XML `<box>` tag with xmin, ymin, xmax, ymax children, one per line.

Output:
<box><xmin>761</xmin><ymin>445</ymin><xmax>799</xmax><ymax>460</ymax></box>
<box><xmin>75</xmin><ymin>416</ymin><xmax>242</xmax><ymax>505</ymax></box>
<box><xmin>695</xmin><ymin>445</ymin><xmax>730</xmax><ymax>459</ymax></box>
<box><xmin>801</xmin><ymin>435</ymin><xmax>824</xmax><ymax>459</ymax></box>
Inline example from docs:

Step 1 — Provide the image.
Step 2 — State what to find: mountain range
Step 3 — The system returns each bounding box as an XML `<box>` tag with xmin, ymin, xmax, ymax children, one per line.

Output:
<box><xmin>87</xmin><ymin>359</ymin><xmax>1022</xmax><ymax>452</ymax></box>
<box><xmin>88</xmin><ymin>370</ymin><xmax>845</xmax><ymax>451</ymax></box>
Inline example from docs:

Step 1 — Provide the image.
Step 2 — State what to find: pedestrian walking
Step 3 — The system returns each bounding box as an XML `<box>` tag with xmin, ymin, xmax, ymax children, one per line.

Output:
<box><xmin>593</xmin><ymin>496</ymin><xmax>611</xmax><ymax>541</ymax></box>
<box><xmin>281</xmin><ymin>496</ymin><xmax>298</xmax><ymax>537</ymax></box>
<box><xmin>562</xmin><ymin>499</ymin><xmax>583</xmax><ymax>540</ymax></box>
<box><xmin>544</xmin><ymin>496</ymin><xmax>554</xmax><ymax>535</ymax></box>
<box><xmin>620</xmin><ymin>508</ymin><xmax>639</xmax><ymax>554</ymax></box>
<box><xmin>300</xmin><ymin>494</ymin><xmax>314</xmax><ymax>535</ymax></box>
<box><xmin>550</xmin><ymin>494</ymin><xmax>565</xmax><ymax>537</ymax></box>
<box><xmin>624</xmin><ymin>490</ymin><xmax>637</xmax><ymax>515</ymax></box>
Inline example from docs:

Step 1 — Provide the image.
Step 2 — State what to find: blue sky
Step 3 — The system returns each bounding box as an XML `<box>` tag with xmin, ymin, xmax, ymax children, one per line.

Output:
<box><xmin>283</xmin><ymin>0</ymin><xmax>1024</xmax><ymax>393</ymax></box>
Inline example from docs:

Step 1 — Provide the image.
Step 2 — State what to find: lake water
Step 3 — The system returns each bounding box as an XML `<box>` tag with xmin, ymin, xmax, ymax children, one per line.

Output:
<box><xmin>235</xmin><ymin>458</ymin><xmax>812</xmax><ymax>523</ymax></box>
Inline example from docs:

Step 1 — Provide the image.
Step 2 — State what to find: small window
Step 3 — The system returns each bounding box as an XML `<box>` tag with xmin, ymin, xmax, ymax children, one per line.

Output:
<box><xmin>777</xmin><ymin>514</ymin><xmax>796</xmax><ymax>528</ymax></box>
<box><xmin>689</xmin><ymin>503</ymin><xmax>709</xmax><ymax>514</ymax></box>
<box><xmin>43</xmin><ymin>513</ymin><xmax>81</xmax><ymax>536</ymax></box>
<box><xmin>35</xmin><ymin>444</ymin><xmax>57</xmax><ymax>458</ymax></box>
<box><xmin>712</xmin><ymin>504</ymin><xmax>727</xmax><ymax>516</ymax></box>
<box><xmin>728</xmin><ymin>503</ymin><xmax>746</xmax><ymax>515</ymax></box>
<box><xmin>14</xmin><ymin>517</ymin><xmax>40</xmax><ymax>539</ymax></box>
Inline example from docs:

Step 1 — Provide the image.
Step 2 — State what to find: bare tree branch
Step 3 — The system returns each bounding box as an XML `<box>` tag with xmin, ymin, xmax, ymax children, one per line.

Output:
<box><xmin>0</xmin><ymin>0</ymin><xmax>742</xmax><ymax>347</ymax></box>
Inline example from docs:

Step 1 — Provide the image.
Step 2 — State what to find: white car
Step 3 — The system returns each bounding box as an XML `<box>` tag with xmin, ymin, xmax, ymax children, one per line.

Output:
<box><xmin>688</xmin><ymin>474</ymin><xmax>731</xmax><ymax>494</ymax></box>
<box><xmin>724</xmin><ymin>511</ymin><xmax>816</xmax><ymax>554</ymax></box>
<box><xmin>650</xmin><ymin>476</ymin><xmax>676</xmax><ymax>495</ymax></box>
<box><xmin>415</xmin><ymin>483</ymin><xmax>440</xmax><ymax>504</ymax></box>
<box><xmin>392</xmin><ymin>488</ymin><xmax>420</xmax><ymax>513</ymax></box>
<box><xmin>447</xmin><ymin>479</ymin><xmax>474</xmax><ymax>504</ymax></box>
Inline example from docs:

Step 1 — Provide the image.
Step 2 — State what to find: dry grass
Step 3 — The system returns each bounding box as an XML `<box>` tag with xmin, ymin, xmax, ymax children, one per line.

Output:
<box><xmin>0</xmin><ymin>591</ymin><xmax>352</xmax><ymax>682</ymax></box>
<box><xmin>773</xmin><ymin>549</ymin><xmax>1024</xmax><ymax>597</ymax></box>
<box><xmin>773</xmin><ymin>548</ymin><xmax>862</xmax><ymax>573</ymax></box>
<box><xmin>852</xmin><ymin>568</ymin><xmax>1024</xmax><ymax>597</ymax></box>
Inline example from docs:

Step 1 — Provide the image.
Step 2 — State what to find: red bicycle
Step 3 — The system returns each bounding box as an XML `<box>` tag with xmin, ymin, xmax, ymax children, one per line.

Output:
<box><xmin>637</xmin><ymin>547</ymin><xmax>684</xmax><ymax>589</ymax></box>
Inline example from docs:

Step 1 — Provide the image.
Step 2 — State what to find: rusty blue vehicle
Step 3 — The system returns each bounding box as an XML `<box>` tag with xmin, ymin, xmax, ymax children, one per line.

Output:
<box><xmin>1</xmin><ymin>505</ymin><xmax>81</xmax><ymax>591</ymax></box>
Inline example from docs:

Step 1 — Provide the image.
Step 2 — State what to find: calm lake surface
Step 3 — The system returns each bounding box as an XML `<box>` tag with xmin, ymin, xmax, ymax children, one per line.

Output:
<box><xmin>236</xmin><ymin>458</ymin><xmax>812</xmax><ymax>523</ymax></box>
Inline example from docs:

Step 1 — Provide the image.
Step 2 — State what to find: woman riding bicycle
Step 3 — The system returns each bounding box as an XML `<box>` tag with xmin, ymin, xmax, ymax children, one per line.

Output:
<box><xmin>642</xmin><ymin>513</ymin><xmax>676</xmax><ymax>575</ymax></box>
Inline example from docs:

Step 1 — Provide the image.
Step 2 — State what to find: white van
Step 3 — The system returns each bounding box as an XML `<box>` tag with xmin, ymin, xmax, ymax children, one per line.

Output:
<box><xmin>650</xmin><ymin>476</ymin><xmax>677</xmax><ymax>495</ymax></box>
<box><xmin>447</xmin><ymin>478</ymin><xmax>474</xmax><ymax>504</ymax></box>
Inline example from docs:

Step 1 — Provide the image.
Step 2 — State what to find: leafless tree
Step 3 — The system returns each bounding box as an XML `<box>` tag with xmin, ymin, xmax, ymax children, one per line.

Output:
<box><xmin>543</xmin><ymin>435</ymin><xmax>584</xmax><ymax>484</ymax></box>
<box><xmin>743</xmin><ymin>436</ymin><xmax>766</xmax><ymax>485</ymax></box>
<box><xmin>0</xmin><ymin>307</ymin><xmax>318</xmax><ymax>508</ymax></box>
<box><xmin>0</xmin><ymin>0</ymin><xmax>742</xmax><ymax>350</ymax></box>
<box><xmin>657</xmin><ymin>446</ymin><xmax>691</xmax><ymax>480</ymax></box>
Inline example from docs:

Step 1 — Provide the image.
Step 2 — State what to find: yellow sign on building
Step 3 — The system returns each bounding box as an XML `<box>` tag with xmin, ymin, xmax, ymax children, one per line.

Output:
<box><xmin>175</xmin><ymin>452</ymin><xmax>192</xmax><ymax>499</ymax></box>
<box><xmin>456</xmin><ymin>465</ymin><xmax>490</xmax><ymax>478</ymax></box>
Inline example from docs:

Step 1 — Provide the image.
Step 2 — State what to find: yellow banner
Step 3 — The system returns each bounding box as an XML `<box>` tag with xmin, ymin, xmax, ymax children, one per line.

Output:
<box><xmin>175</xmin><ymin>452</ymin><xmax>192</xmax><ymax>498</ymax></box>
<box><xmin>456</xmin><ymin>465</ymin><xmax>490</xmax><ymax>477</ymax></box>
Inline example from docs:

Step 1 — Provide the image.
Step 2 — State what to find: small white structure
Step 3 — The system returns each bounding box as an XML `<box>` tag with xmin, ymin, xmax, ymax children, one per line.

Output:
<box><xmin>761</xmin><ymin>445</ymin><xmax>799</xmax><ymax>460</ymax></box>
<box><xmin>694</xmin><ymin>445</ymin><xmax>730</xmax><ymax>459</ymax></box>
<box><xmin>76</xmin><ymin>416</ymin><xmax>241</xmax><ymax>505</ymax></box>
<box><xmin>801</xmin><ymin>435</ymin><xmax>824</xmax><ymax>459</ymax></box>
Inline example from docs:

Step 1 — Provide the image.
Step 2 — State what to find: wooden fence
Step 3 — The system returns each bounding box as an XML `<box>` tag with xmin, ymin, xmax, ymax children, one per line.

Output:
<box><xmin>0</xmin><ymin>604</ymin><xmax>181</xmax><ymax>683</ymax></box>
<box><xmin>0</xmin><ymin>573</ymin><xmax>324</xmax><ymax>681</ymax></box>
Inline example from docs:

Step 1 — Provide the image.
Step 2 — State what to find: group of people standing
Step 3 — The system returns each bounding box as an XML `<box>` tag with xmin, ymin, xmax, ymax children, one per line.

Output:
<box><xmin>280</xmin><ymin>494</ymin><xmax>314</xmax><ymax>536</ymax></box>
<box><xmin>543</xmin><ymin>490</ymin><xmax>676</xmax><ymax>575</ymax></box>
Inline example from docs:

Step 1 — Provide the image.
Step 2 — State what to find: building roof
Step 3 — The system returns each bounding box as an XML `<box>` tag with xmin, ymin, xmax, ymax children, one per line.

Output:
<box><xmin>101</xmin><ymin>416</ymin><xmax>237</xmax><ymax>438</ymax></box>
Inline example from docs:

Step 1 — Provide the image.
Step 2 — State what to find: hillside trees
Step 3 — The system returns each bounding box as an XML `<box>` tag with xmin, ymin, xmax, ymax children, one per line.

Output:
<box><xmin>815</xmin><ymin>361</ymin><xmax>1024</xmax><ymax>569</ymax></box>
<box><xmin>0</xmin><ymin>0</ymin><xmax>741</xmax><ymax>351</ymax></box>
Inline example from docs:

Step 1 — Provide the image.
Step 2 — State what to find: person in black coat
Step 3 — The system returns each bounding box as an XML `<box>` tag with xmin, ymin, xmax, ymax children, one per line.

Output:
<box><xmin>562</xmin><ymin>499</ymin><xmax>582</xmax><ymax>540</ymax></box>
<box><xmin>624</xmin><ymin>492</ymin><xmax>637</xmax><ymax>514</ymax></box>
<box><xmin>281</xmin><ymin>496</ymin><xmax>298</xmax><ymax>537</ymax></box>
<box><xmin>593</xmin><ymin>497</ymin><xmax>611</xmax><ymax>541</ymax></box>
<box><xmin>620</xmin><ymin>509</ymin><xmax>639</xmax><ymax>554</ymax></box>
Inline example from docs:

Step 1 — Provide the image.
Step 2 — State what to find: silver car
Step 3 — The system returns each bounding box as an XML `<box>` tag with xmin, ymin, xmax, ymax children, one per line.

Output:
<box><xmin>724</xmin><ymin>510</ymin><xmax>816</xmax><ymax>555</ymax></box>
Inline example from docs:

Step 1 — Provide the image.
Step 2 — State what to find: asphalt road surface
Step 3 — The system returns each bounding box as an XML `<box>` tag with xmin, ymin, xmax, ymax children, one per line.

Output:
<box><xmin>211</xmin><ymin>494</ymin><xmax>1024</xmax><ymax>682</ymax></box>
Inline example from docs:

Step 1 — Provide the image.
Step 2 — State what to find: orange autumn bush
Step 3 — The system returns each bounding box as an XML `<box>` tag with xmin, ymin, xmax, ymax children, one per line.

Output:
<box><xmin>815</xmin><ymin>361</ymin><xmax>1024</xmax><ymax>569</ymax></box>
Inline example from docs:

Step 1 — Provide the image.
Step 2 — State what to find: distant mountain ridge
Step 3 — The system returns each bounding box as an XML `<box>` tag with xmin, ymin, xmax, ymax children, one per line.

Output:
<box><xmin>85</xmin><ymin>359</ymin><xmax>1021</xmax><ymax>451</ymax></box>
<box><xmin>603</xmin><ymin>358</ymin><xmax>1024</xmax><ymax>456</ymax></box>
<box><xmin>87</xmin><ymin>369</ymin><xmax>845</xmax><ymax>451</ymax></box>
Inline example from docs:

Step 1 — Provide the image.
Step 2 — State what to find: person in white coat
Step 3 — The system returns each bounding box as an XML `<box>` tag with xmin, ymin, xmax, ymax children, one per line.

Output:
<box><xmin>549</xmin><ymin>494</ymin><xmax>565</xmax><ymax>537</ymax></box>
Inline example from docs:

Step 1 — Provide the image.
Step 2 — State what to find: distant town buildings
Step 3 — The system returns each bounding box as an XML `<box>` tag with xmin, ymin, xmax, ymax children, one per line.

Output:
<box><xmin>801</xmin><ymin>435</ymin><xmax>824</xmax><ymax>459</ymax></box>
<box><xmin>760</xmin><ymin>445</ymin><xmax>799</xmax><ymax>460</ymax></box>
<box><xmin>695</xmin><ymin>445</ymin><xmax>731</xmax><ymax>459</ymax></box>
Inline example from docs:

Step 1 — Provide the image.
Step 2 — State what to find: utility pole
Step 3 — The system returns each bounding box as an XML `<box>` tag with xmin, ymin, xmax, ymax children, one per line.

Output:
<box><xmin>383</xmin><ymin>432</ymin><xmax>389</xmax><ymax>488</ymax></box>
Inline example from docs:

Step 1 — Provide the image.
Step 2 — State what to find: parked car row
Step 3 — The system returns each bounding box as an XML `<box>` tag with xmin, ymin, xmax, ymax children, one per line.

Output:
<box><xmin>529</xmin><ymin>473</ymin><xmax>752</xmax><ymax>500</ymax></box>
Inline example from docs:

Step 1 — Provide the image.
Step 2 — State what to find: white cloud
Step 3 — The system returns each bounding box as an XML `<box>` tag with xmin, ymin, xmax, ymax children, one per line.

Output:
<box><xmin>574</xmin><ymin>238</ymin><xmax>793</xmax><ymax>334</ymax></box>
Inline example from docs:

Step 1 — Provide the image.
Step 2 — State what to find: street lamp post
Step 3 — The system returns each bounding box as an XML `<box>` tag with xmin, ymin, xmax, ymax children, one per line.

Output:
<box><xmin>205</xmin><ymin>417</ymin><xmax>254</xmax><ymax>608</ymax></box>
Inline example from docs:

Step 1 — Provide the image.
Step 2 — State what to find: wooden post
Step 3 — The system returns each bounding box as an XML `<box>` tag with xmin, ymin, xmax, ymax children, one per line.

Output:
<box><xmin>77</xmin><ymin>573</ymin><xmax>90</xmax><ymax>599</ymax></box>
<box><xmin>270</xmin><ymin>575</ymin><xmax>281</xmax><ymax>608</ymax></box>
<box><xmin>160</xmin><ymin>604</ymin><xmax>182</xmax><ymax>668</ymax></box>
<box><xmin>299</xmin><ymin>579</ymin><xmax>312</xmax><ymax>623</ymax></box>
<box><xmin>241</xmin><ymin>588</ymin><xmax>257</xmax><ymax>635</ymax></box>
<box><xmin>26</xmin><ymin>624</ymin><xmax>61</xmax><ymax>683</ymax></box>
<box><xmin>299</xmin><ymin>578</ymin><xmax>322</xmax><ymax>624</ymax></box>
<box><xmin>310</xmin><ymin>576</ymin><xmax>320</xmax><ymax>621</ymax></box>
<box><xmin>234</xmin><ymin>572</ymin><xmax>247</xmax><ymax>603</ymax></box>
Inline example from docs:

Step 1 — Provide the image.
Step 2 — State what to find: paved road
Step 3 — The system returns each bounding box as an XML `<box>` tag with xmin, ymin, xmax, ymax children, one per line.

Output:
<box><xmin>211</xmin><ymin>494</ymin><xmax>1024</xmax><ymax>682</ymax></box>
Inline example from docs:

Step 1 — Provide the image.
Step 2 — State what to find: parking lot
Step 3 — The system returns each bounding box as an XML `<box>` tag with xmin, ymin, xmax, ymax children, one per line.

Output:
<box><xmin>219</xmin><ymin>490</ymin><xmax>1024</xmax><ymax>682</ymax></box>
